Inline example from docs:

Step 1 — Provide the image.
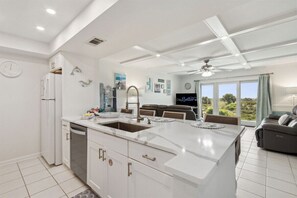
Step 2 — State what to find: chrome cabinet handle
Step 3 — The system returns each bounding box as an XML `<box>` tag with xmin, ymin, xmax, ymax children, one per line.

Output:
<box><xmin>128</xmin><ymin>162</ymin><xmax>132</xmax><ymax>176</ymax></box>
<box><xmin>62</xmin><ymin>124</ymin><xmax>67</xmax><ymax>127</ymax></box>
<box><xmin>99</xmin><ymin>148</ymin><xmax>103</xmax><ymax>159</ymax></box>
<box><xmin>102</xmin><ymin>150</ymin><xmax>107</xmax><ymax>161</ymax></box>
<box><xmin>66</xmin><ymin>133</ymin><xmax>70</xmax><ymax>140</ymax></box>
<box><xmin>142</xmin><ymin>154</ymin><xmax>156</xmax><ymax>161</ymax></box>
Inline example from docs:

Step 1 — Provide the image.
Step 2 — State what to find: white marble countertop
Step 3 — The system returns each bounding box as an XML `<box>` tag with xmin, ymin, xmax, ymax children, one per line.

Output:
<box><xmin>62</xmin><ymin>114</ymin><xmax>245</xmax><ymax>185</ymax></box>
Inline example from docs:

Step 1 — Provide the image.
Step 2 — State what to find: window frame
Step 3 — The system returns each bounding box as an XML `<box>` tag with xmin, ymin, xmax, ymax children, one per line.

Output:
<box><xmin>200</xmin><ymin>78</ymin><xmax>258</xmax><ymax>126</ymax></box>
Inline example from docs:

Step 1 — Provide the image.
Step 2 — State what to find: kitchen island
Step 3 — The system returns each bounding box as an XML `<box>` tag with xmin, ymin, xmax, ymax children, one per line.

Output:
<box><xmin>63</xmin><ymin>115</ymin><xmax>245</xmax><ymax>198</ymax></box>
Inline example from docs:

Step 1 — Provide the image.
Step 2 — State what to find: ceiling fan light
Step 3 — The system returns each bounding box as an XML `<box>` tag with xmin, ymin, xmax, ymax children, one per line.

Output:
<box><xmin>202</xmin><ymin>71</ymin><xmax>213</xmax><ymax>77</ymax></box>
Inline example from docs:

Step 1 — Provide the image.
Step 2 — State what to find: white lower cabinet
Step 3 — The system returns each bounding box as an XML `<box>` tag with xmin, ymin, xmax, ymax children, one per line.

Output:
<box><xmin>128</xmin><ymin>158</ymin><xmax>173</xmax><ymax>198</ymax></box>
<box><xmin>88</xmin><ymin>141</ymin><xmax>107</xmax><ymax>197</ymax></box>
<box><xmin>62</xmin><ymin>121</ymin><xmax>70</xmax><ymax>168</ymax></box>
<box><xmin>87</xmin><ymin>140</ymin><xmax>128</xmax><ymax>198</ymax></box>
<box><xmin>87</xmin><ymin>129</ymin><xmax>173</xmax><ymax>198</ymax></box>
<box><xmin>106</xmin><ymin>150</ymin><xmax>128</xmax><ymax>198</ymax></box>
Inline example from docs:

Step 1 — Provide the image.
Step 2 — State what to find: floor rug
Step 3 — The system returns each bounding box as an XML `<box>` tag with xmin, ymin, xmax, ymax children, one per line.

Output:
<box><xmin>72</xmin><ymin>189</ymin><xmax>100</xmax><ymax>198</ymax></box>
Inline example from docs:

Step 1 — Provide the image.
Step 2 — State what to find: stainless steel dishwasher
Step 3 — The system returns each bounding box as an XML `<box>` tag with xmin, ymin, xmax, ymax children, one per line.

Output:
<box><xmin>70</xmin><ymin>123</ymin><xmax>87</xmax><ymax>183</ymax></box>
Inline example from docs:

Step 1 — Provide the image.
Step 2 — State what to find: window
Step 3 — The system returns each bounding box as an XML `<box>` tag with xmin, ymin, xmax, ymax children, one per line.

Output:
<box><xmin>200</xmin><ymin>80</ymin><xmax>258</xmax><ymax>126</ymax></box>
<box><xmin>240</xmin><ymin>82</ymin><xmax>258</xmax><ymax>122</ymax></box>
<box><xmin>201</xmin><ymin>84</ymin><xmax>214</xmax><ymax>117</ymax></box>
<box><xmin>219</xmin><ymin>83</ymin><xmax>237</xmax><ymax>116</ymax></box>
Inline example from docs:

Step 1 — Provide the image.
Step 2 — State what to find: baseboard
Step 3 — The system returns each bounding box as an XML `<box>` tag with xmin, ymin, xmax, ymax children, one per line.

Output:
<box><xmin>0</xmin><ymin>152</ymin><xmax>41</xmax><ymax>166</ymax></box>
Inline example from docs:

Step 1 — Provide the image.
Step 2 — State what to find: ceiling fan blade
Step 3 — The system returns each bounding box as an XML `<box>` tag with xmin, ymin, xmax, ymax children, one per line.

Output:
<box><xmin>186</xmin><ymin>70</ymin><xmax>197</xmax><ymax>73</ymax></box>
<box><xmin>214</xmin><ymin>68</ymin><xmax>233</xmax><ymax>72</ymax></box>
<box><xmin>187</xmin><ymin>71</ymin><xmax>198</xmax><ymax>74</ymax></box>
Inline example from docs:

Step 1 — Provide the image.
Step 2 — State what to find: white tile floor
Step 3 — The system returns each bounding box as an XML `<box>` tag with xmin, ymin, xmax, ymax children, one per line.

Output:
<box><xmin>0</xmin><ymin>157</ymin><xmax>87</xmax><ymax>198</ymax></box>
<box><xmin>1</xmin><ymin>127</ymin><xmax>296</xmax><ymax>198</ymax></box>
<box><xmin>236</xmin><ymin>127</ymin><xmax>297</xmax><ymax>198</ymax></box>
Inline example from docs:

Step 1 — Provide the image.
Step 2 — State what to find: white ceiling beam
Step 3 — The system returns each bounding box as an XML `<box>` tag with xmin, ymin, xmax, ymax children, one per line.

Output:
<box><xmin>229</xmin><ymin>14</ymin><xmax>297</xmax><ymax>38</ymax></box>
<box><xmin>241</xmin><ymin>40</ymin><xmax>297</xmax><ymax>55</ymax></box>
<box><xmin>120</xmin><ymin>14</ymin><xmax>297</xmax><ymax>68</ymax></box>
<box><xmin>203</xmin><ymin>16</ymin><xmax>228</xmax><ymax>38</ymax></box>
<box><xmin>120</xmin><ymin>45</ymin><xmax>183</xmax><ymax>66</ymax></box>
<box><xmin>204</xmin><ymin>16</ymin><xmax>249</xmax><ymax>68</ymax></box>
<box><xmin>160</xmin><ymin>40</ymin><xmax>297</xmax><ymax>70</ymax></box>
<box><xmin>171</xmin><ymin>53</ymin><xmax>297</xmax><ymax>75</ymax></box>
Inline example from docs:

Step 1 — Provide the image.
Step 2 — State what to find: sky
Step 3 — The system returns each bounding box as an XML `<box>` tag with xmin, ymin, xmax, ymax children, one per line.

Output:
<box><xmin>201</xmin><ymin>82</ymin><xmax>258</xmax><ymax>98</ymax></box>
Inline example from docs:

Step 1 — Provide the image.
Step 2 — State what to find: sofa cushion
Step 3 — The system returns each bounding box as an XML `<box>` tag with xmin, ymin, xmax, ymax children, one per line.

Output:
<box><xmin>262</xmin><ymin>118</ymin><xmax>278</xmax><ymax>125</ymax></box>
<box><xmin>167</xmin><ymin>105</ymin><xmax>192</xmax><ymax>110</ymax></box>
<box><xmin>157</xmin><ymin>105</ymin><xmax>168</xmax><ymax>109</ymax></box>
<box><xmin>288</xmin><ymin>119</ymin><xmax>297</xmax><ymax>128</ymax></box>
<box><xmin>278</xmin><ymin>114</ymin><xmax>291</xmax><ymax>125</ymax></box>
<box><xmin>142</xmin><ymin>104</ymin><xmax>158</xmax><ymax>108</ymax></box>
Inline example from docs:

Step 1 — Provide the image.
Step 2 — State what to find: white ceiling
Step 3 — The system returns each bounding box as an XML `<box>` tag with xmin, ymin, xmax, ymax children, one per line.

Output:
<box><xmin>0</xmin><ymin>0</ymin><xmax>297</xmax><ymax>75</ymax></box>
<box><xmin>60</xmin><ymin>0</ymin><xmax>250</xmax><ymax>57</ymax></box>
<box><xmin>0</xmin><ymin>0</ymin><xmax>93</xmax><ymax>43</ymax></box>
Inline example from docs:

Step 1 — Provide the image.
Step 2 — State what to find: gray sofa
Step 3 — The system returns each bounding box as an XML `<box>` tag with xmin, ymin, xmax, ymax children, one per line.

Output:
<box><xmin>255</xmin><ymin>105</ymin><xmax>297</xmax><ymax>154</ymax></box>
<box><xmin>140</xmin><ymin>104</ymin><xmax>196</xmax><ymax>120</ymax></box>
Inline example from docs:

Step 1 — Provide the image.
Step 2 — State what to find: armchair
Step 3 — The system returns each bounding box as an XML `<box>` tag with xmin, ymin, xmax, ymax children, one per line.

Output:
<box><xmin>255</xmin><ymin>105</ymin><xmax>297</xmax><ymax>154</ymax></box>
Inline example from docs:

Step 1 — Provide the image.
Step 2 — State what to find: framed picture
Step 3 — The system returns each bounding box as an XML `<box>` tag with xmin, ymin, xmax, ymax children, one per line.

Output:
<box><xmin>145</xmin><ymin>77</ymin><xmax>153</xmax><ymax>92</ymax></box>
<box><xmin>114</xmin><ymin>73</ymin><xmax>126</xmax><ymax>90</ymax></box>
<box><xmin>166</xmin><ymin>80</ymin><xmax>171</xmax><ymax>96</ymax></box>
<box><xmin>158</xmin><ymin>79</ymin><xmax>165</xmax><ymax>83</ymax></box>
<box><xmin>166</xmin><ymin>80</ymin><xmax>171</xmax><ymax>89</ymax></box>
<box><xmin>154</xmin><ymin>83</ymin><xmax>161</xmax><ymax>93</ymax></box>
<box><xmin>166</xmin><ymin>89</ymin><xmax>171</xmax><ymax>95</ymax></box>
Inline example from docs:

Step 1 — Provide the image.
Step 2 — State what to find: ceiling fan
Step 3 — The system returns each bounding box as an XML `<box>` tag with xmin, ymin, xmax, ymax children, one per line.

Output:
<box><xmin>187</xmin><ymin>59</ymin><xmax>224</xmax><ymax>77</ymax></box>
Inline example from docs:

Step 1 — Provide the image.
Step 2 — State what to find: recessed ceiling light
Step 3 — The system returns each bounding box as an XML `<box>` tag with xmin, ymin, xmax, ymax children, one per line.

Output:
<box><xmin>181</xmin><ymin>63</ymin><xmax>185</xmax><ymax>67</ymax></box>
<box><xmin>46</xmin><ymin>8</ymin><xmax>56</xmax><ymax>15</ymax></box>
<box><xmin>242</xmin><ymin>62</ymin><xmax>247</xmax><ymax>65</ymax></box>
<box><xmin>36</xmin><ymin>26</ymin><xmax>45</xmax><ymax>31</ymax></box>
<box><xmin>156</xmin><ymin>54</ymin><xmax>161</xmax><ymax>57</ymax></box>
<box><xmin>221</xmin><ymin>36</ymin><xmax>228</xmax><ymax>40</ymax></box>
<box><xmin>235</xmin><ymin>53</ymin><xmax>240</xmax><ymax>57</ymax></box>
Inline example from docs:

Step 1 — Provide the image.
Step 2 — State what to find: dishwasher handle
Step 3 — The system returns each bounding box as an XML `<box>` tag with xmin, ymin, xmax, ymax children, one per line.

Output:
<box><xmin>70</xmin><ymin>129</ymin><xmax>86</xmax><ymax>136</ymax></box>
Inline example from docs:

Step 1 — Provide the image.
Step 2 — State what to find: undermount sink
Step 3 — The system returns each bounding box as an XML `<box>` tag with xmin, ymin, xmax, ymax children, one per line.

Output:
<box><xmin>100</xmin><ymin>122</ymin><xmax>150</xmax><ymax>132</ymax></box>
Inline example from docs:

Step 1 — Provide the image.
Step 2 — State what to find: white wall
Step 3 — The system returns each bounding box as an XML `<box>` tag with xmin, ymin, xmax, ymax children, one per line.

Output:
<box><xmin>178</xmin><ymin>63</ymin><xmax>297</xmax><ymax>111</ymax></box>
<box><xmin>0</xmin><ymin>53</ymin><xmax>48</xmax><ymax>163</ymax></box>
<box><xmin>97</xmin><ymin>59</ymin><xmax>179</xmax><ymax>112</ymax></box>
<box><xmin>61</xmin><ymin>52</ymin><xmax>98</xmax><ymax>116</ymax></box>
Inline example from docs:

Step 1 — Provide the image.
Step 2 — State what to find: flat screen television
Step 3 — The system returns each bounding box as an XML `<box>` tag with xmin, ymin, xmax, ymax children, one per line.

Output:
<box><xmin>176</xmin><ymin>93</ymin><xmax>197</xmax><ymax>107</ymax></box>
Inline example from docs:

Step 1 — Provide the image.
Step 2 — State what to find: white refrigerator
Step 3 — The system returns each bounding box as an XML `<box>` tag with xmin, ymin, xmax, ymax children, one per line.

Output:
<box><xmin>41</xmin><ymin>73</ymin><xmax>62</xmax><ymax>165</ymax></box>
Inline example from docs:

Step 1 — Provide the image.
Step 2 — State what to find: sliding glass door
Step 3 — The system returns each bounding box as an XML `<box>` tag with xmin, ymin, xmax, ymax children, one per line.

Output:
<box><xmin>200</xmin><ymin>80</ymin><xmax>258</xmax><ymax>126</ymax></box>
<box><xmin>240</xmin><ymin>82</ymin><xmax>258</xmax><ymax>125</ymax></box>
<box><xmin>218</xmin><ymin>83</ymin><xmax>237</xmax><ymax>117</ymax></box>
<box><xmin>201</xmin><ymin>84</ymin><xmax>214</xmax><ymax>117</ymax></box>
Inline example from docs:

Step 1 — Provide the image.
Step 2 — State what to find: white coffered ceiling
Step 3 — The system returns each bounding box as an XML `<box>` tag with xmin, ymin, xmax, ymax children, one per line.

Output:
<box><xmin>100</xmin><ymin>0</ymin><xmax>297</xmax><ymax>74</ymax></box>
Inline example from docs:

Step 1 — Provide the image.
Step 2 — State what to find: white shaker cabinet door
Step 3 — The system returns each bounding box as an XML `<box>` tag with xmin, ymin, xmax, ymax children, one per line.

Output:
<box><xmin>128</xmin><ymin>159</ymin><xmax>173</xmax><ymax>198</ymax></box>
<box><xmin>106</xmin><ymin>150</ymin><xmax>128</xmax><ymax>198</ymax></box>
<box><xmin>88</xmin><ymin>141</ymin><xmax>107</xmax><ymax>197</ymax></box>
<box><xmin>62</xmin><ymin>128</ymin><xmax>70</xmax><ymax>168</ymax></box>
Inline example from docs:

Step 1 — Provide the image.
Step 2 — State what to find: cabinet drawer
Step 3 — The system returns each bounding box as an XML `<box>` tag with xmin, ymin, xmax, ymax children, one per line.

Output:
<box><xmin>88</xmin><ymin>129</ymin><xmax>128</xmax><ymax>156</ymax></box>
<box><xmin>129</xmin><ymin>142</ymin><xmax>175</xmax><ymax>174</ymax></box>
<box><xmin>62</xmin><ymin>121</ymin><xmax>70</xmax><ymax>131</ymax></box>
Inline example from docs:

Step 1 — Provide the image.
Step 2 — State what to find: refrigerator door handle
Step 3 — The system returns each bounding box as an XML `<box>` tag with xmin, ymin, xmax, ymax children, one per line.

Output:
<box><xmin>70</xmin><ymin>129</ymin><xmax>86</xmax><ymax>136</ymax></box>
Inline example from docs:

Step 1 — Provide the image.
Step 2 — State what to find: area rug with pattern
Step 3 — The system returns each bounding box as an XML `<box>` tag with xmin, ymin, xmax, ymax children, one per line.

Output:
<box><xmin>72</xmin><ymin>189</ymin><xmax>100</xmax><ymax>198</ymax></box>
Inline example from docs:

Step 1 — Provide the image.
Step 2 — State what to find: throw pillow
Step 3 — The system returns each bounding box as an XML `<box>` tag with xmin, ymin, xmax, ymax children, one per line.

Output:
<box><xmin>288</xmin><ymin>119</ymin><xmax>297</xmax><ymax>128</ymax></box>
<box><xmin>278</xmin><ymin>114</ymin><xmax>291</xmax><ymax>125</ymax></box>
